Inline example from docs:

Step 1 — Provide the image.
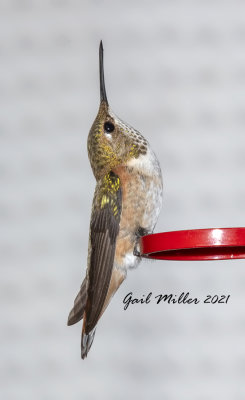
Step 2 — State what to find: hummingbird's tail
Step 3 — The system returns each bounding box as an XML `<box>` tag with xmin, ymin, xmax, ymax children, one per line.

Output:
<box><xmin>67</xmin><ymin>278</ymin><xmax>87</xmax><ymax>326</ymax></box>
<box><xmin>81</xmin><ymin>325</ymin><xmax>97</xmax><ymax>359</ymax></box>
<box><xmin>67</xmin><ymin>278</ymin><xmax>97</xmax><ymax>358</ymax></box>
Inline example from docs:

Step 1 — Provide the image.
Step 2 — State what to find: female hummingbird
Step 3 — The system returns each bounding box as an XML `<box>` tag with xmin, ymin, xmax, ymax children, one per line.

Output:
<box><xmin>67</xmin><ymin>41</ymin><xmax>163</xmax><ymax>359</ymax></box>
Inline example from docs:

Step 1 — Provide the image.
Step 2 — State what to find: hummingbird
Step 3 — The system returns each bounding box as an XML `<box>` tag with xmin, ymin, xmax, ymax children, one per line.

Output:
<box><xmin>67</xmin><ymin>41</ymin><xmax>163</xmax><ymax>359</ymax></box>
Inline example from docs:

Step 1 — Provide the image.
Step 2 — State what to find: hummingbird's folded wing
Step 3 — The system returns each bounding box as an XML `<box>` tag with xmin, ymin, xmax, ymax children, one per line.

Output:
<box><xmin>84</xmin><ymin>174</ymin><xmax>122</xmax><ymax>334</ymax></box>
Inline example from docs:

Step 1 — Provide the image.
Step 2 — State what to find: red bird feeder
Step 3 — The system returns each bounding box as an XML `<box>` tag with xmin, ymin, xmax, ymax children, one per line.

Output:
<box><xmin>140</xmin><ymin>227</ymin><xmax>245</xmax><ymax>261</ymax></box>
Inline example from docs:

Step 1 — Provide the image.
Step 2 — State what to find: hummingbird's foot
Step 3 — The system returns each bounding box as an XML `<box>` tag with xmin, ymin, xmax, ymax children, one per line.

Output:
<box><xmin>134</xmin><ymin>227</ymin><xmax>150</xmax><ymax>257</ymax></box>
<box><xmin>133</xmin><ymin>247</ymin><xmax>141</xmax><ymax>257</ymax></box>
<box><xmin>136</xmin><ymin>227</ymin><xmax>150</xmax><ymax>238</ymax></box>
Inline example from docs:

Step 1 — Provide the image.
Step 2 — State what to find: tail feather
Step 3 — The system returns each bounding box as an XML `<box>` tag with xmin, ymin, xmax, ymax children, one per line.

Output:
<box><xmin>67</xmin><ymin>278</ymin><xmax>87</xmax><ymax>326</ymax></box>
<box><xmin>81</xmin><ymin>326</ymin><xmax>96</xmax><ymax>359</ymax></box>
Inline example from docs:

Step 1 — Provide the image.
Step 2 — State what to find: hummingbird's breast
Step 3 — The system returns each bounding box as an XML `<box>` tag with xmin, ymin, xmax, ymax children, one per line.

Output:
<box><xmin>113</xmin><ymin>146</ymin><xmax>163</xmax><ymax>269</ymax></box>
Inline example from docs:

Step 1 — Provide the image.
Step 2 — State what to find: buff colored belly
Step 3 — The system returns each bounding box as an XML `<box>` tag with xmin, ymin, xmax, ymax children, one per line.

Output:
<box><xmin>114</xmin><ymin>165</ymin><xmax>162</xmax><ymax>266</ymax></box>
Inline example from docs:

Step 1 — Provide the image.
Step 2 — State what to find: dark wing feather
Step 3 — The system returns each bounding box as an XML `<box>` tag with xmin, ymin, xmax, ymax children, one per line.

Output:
<box><xmin>84</xmin><ymin>174</ymin><xmax>122</xmax><ymax>334</ymax></box>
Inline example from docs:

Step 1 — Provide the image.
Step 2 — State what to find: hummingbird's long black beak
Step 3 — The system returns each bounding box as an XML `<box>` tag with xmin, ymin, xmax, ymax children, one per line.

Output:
<box><xmin>99</xmin><ymin>41</ymin><xmax>108</xmax><ymax>104</ymax></box>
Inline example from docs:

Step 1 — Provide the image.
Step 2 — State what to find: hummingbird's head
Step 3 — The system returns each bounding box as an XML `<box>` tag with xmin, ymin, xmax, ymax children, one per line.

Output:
<box><xmin>87</xmin><ymin>41</ymin><xmax>148</xmax><ymax>180</ymax></box>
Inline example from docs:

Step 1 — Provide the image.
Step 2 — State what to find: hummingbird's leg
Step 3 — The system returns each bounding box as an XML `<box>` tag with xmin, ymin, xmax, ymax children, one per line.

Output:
<box><xmin>133</xmin><ymin>227</ymin><xmax>150</xmax><ymax>257</ymax></box>
<box><xmin>133</xmin><ymin>246</ymin><xmax>141</xmax><ymax>257</ymax></box>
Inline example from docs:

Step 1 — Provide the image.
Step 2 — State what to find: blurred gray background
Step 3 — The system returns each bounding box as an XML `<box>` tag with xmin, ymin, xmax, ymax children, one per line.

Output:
<box><xmin>1</xmin><ymin>0</ymin><xmax>245</xmax><ymax>399</ymax></box>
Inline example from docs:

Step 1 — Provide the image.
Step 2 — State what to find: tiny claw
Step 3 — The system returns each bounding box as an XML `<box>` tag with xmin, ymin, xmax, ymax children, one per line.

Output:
<box><xmin>133</xmin><ymin>246</ymin><xmax>142</xmax><ymax>258</ymax></box>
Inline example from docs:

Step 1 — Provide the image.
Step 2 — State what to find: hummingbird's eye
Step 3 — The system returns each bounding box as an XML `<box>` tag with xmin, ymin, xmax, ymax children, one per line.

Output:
<box><xmin>104</xmin><ymin>121</ymin><xmax>115</xmax><ymax>133</ymax></box>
